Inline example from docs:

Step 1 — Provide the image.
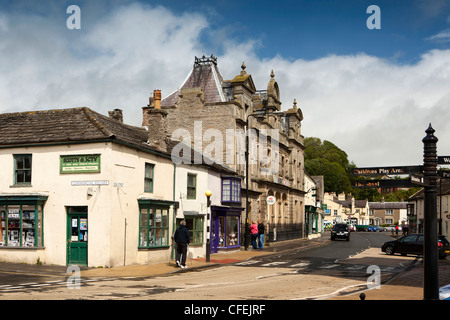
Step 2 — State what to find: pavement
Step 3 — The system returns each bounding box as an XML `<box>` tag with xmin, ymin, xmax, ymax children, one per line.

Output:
<box><xmin>1</xmin><ymin>232</ymin><xmax>449</xmax><ymax>300</ymax></box>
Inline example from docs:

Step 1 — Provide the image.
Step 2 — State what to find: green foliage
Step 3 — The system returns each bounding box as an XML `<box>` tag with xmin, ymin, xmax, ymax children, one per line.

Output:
<box><xmin>304</xmin><ymin>137</ymin><xmax>422</xmax><ymax>201</ymax></box>
<box><xmin>304</xmin><ymin>137</ymin><xmax>352</xmax><ymax>194</ymax></box>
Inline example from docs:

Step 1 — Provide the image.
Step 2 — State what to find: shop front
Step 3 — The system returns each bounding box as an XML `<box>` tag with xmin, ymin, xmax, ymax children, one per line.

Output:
<box><xmin>210</xmin><ymin>206</ymin><xmax>243</xmax><ymax>253</ymax></box>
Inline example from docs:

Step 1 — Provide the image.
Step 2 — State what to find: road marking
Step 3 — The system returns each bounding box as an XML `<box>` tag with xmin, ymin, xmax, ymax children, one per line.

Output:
<box><xmin>235</xmin><ymin>260</ymin><xmax>261</xmax><ymax>266</ymax></box>
<box><xmin>344</xmin><ymin>265</ymin><xmax>366</xmax><ymax>271</ymax></box>
<box><xmin>30</xmin><ymin>283</ymin><xmax>52</xmax><ymax>287</ymax></box>
<box><xmin>290</xmin><ymin>262</ymin><xmax>310</xmax><ymax>268</ymax></box>
<box><xmin>261</xmin><ymin>261</ymin><xmax>289</xmax><ymax>267</ymax></box>
<box><xmin>319</xmin><ymin>264</ymin><xmax>340</xmax><ymax>269</ymax></box>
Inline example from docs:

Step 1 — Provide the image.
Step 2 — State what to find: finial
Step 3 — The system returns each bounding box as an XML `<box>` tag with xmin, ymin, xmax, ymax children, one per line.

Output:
<box><xmin>240</xmin><ymin>62</ymin><xmax>247</xmax><ymax>75</ymax></box>
<box><xmin>270</xmin><ymin>70</ymin><xmax>275</xmax><ymax>79</ymax></box>
<box><xmin>293</xmin><ymin>99</ymin><xmax>297</xmax><ymax>109</ymax></box>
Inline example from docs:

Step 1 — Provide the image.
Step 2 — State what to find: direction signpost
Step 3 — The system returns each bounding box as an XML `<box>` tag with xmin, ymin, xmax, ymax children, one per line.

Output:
<box><xmin>351</xmin><ymin>125</ymin><xmax>441</xmax><ymax>300</ymax></box>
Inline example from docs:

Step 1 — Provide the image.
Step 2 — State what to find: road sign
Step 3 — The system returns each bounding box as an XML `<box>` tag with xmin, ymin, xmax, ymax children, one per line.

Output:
<box><xmin>409</xmin><ymin>175</ymin><xmax>428</xmax><ymax>187</ymax></box>
<box><xmin>438</xmin><ymin>156</ymin><xmax>450</xmax><ymax>165</ymax></box>
<box><xmin>352</xmin><ymin>179</ymin><xmax>414</xmax><ymax>188</ymax></box>
<box><xmin>351</xmin><ymin>165</ymin><xmax>423</xmax><ymax>176</ymax></box>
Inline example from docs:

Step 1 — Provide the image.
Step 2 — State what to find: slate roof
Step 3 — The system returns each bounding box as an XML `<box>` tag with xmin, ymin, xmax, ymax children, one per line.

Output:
<box><xmin>0</xmin><ymin>107</ymin><xmax>238</xmax><ymax>174</ymax></box>
<box><xmin>0</xmin><ymin>107</ymin><xmax>154</xmax><ymax>153</ymax></box>
<box><xmin>162</xmin><ymin>57</ymin><xmax>230</xmax><ymax>106</ymax></box>
<box><xmin>369</xmin><ymin>202</ymin><xmax>408</xmax><ymax>209</ymax></box>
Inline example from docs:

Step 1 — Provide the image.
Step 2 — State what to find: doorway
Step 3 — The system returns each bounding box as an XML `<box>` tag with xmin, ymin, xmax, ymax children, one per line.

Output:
<box><xmin>66</xmin><ymin>207</ymin><xmax>88</xmax><ymax>266</ymax></box>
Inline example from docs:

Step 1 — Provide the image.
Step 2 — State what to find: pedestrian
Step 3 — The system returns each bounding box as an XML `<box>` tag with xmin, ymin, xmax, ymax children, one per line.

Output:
<box><xmin>257</xmin><ymin>219</ymin><xmax>265</xmax><ymax>249</ymax></box>
<box><xmin>250</xmin><ymin>220</ymin><xmax>258</xmax><ymax>249</ymax></box>
<box><xmin>395</xmin><ymin>225</ymin><xmax>399</xmax><ymax>236</ymax></box>
<box><xmin>173</xmin><ymin>220</ymin><xmax>190</xmax><ymax>269</ymax></box>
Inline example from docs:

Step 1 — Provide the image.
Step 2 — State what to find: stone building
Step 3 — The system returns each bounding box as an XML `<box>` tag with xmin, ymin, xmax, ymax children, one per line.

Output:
<box><xmin>143</xmin><ymin>55</ymin><xmax>306</xmax><ymax>243</ymax></box>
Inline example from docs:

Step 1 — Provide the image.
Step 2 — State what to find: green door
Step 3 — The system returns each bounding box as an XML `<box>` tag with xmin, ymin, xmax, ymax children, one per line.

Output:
<box><xmin>67</xmin><ymin>208</ymin><xmax>88</xmax><ymax>266</ymax></box>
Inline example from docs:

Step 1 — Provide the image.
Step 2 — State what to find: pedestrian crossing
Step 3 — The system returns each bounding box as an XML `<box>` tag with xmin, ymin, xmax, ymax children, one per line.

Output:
<box><xmin>0</xmin><ymin>276</ymin><xmax>140</xmax><ymax>292</ymax></box>
<box><xmin>233</xmin><ymin>259</ymin><xmax>400</xmax><ymax>274</ymax></box>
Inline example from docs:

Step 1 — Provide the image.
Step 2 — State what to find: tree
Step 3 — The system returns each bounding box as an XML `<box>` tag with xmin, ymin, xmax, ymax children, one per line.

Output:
<box><xmin>304</xmin><ymin>138</ymin><xmax>353</xmax><ymax>194</ymax></box>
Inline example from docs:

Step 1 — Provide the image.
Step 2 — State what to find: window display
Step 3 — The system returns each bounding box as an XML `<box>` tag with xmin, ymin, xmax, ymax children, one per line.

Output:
<box><xmin>0</xmin><ymin>203</ymin><xmax>43</xmax><ymax>247</ymax></box>
<box><xmin>226</xmin><ymin>216</ymin><xmax>239</xmax><ymax>246</ymax></box>
<box><xmin>139</xmin><ymin>207</ymin><xmax>169</xmax><ymax>248</ymax></box>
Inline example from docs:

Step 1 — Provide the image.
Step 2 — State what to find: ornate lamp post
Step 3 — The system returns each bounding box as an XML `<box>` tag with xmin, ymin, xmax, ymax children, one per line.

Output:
<box><xmin>205</xmin><ymin>190</ymin><xmax>212</xmax><ymax>262</ymax></box>
<box><xmin>422</xmin><ymin>124</ymin><xmax>439</xmax><ymax>300</ymax></box>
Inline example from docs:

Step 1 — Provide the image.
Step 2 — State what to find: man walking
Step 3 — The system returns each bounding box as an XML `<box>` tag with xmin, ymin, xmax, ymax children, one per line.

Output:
<box><xmin>174</xmin><ymin>220</ymin><xmax>190</xmax><ymax>268</ymax></box>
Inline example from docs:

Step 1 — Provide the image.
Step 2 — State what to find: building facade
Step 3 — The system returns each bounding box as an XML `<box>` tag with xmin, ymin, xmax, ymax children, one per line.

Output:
<box><xmin>0</xmin><ymin>108</ymin><xmax>181</xmax><ymax>267</ymax></box>
<box><xmin>143</xmin><ymin>55</ymin><xmax>306</xmax><ymax>244</ymax></box>
<box><xmin>368</xmin><ymin>201</ymin><xmax>408</xmax><ymax>227</ymax></box>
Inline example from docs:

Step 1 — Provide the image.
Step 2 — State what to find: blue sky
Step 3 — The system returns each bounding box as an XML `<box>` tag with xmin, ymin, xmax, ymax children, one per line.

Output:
<box><xmin>140</xmin><ymin>0</ymin><xmax>450</xmax><ymax>63</ymax></box>
<box><xmin>1</xmin><ymin>0</ymin><xmax>450</xmax><ymax>166</ymax></box>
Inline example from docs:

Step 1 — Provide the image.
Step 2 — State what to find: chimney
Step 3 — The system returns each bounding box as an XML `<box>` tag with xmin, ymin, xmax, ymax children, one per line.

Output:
<box><xmin>108</xmin><ymin>109</ymin><xmax>123</xmax><ymax>123</ymax></box>
<box><xmin>142</xmin><ymin>90</ymin><xmax>168</xmax><ymax>152</ymax></box>
<box><xmin>142</xmin><ymin>90</ymin><xmax>162</xmax><ymax>127</ymax></box>
<box><xmin>154</xmin><ymin>89</ymin><xmax>161</xmax><ymax>109</ymax></box>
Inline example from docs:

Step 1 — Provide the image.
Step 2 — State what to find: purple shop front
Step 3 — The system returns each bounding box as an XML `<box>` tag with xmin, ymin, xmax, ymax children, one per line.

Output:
<box><xmin>210</xmin><ymin>205</ymin><xmax>243</xmax><ymax>253</ymax></box>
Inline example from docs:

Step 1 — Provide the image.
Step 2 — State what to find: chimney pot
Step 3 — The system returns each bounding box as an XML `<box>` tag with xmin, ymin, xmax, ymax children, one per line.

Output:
<box><xmin>108</xmin><ymin>108</ymin><xmax>123</xmax><ymax>123</ymax></box>
<box><xmin>154</xmin><ymin>89</ymin><xmax>161</xmax><ymax>109</ymax></box>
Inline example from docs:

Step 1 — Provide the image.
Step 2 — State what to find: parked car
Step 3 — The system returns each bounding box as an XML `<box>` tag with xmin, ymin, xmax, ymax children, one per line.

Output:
<box><xmin>381</xmin><ymin>234</ymin><xmax>450</xmax><ymax>259</ymax></box>
<box><xmin>384</xmin><ymin>225</ymin><xmax>398</xmax><ymax>232</ymax></box>
<box><xmin>347</xmin><ymin>224</ymin><xmax>356</xmax><ymax>232</ymax></box>
<box><xmin>370</xmin><ymin>225</ymin><xmax>384</xmax><ymax>232</ymax></box>
<box><xmin>367</xmin><ymin>226</ymin><xmax>377</xmax><ymax>232</ymax></box>
<box><xmin>331</xmin><ymin>223</ymin><xmax>350</xmax><ymax>241</ymax></box>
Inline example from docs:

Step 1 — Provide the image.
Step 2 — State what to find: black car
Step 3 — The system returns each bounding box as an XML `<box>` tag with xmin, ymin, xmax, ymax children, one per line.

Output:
<box><xmin>331</xmin><ymin>223</ymin><xmax>350</xmax><ymax>241</ymax></box>
<box><xmin>381</xmin><ymin>233</ymin><xmax>450</xmax><ymax>259</ymax></box>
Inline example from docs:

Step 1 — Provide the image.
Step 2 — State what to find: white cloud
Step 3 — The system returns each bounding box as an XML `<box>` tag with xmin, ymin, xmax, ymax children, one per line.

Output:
<box><xmin>427</xmin><ymin>28</ymin><xmax>450</xmax><ymax>43</ymax></box>
<box><xmin>1</xmin><ymin>2</ymin><xmax>450</xmax><ymax>168</ymax></box>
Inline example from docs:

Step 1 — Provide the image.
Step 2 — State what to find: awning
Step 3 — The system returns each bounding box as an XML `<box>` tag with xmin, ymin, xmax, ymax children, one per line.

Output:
<box><xmin>0</xmin><ymin>193</ymin><xmax>48</xmax><ymax>205</ymax></box>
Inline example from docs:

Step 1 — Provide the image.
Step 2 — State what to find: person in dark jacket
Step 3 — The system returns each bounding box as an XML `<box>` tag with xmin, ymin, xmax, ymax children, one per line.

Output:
<box><xmin>257</xmin><ymin>220</ymin><xmax>265</xmax><ymax>249</ymax></box>
<box><xmin>174</xmin><ymin>220</ymin><xmax>190</xmax><ymax>268</ymax></box>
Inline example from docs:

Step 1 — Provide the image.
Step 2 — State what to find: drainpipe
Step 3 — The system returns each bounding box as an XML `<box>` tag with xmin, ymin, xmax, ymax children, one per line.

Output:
<box><xmin>171</xmin><ymin>163</ymin><xmax>177</xmax><ymax>261</ymax></box>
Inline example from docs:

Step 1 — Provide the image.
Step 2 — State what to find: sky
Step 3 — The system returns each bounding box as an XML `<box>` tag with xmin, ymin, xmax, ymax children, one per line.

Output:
<box><xmin>1</xmin><ymin>0</ymin><xmax>450</xmax><ymax>167</ymax></box>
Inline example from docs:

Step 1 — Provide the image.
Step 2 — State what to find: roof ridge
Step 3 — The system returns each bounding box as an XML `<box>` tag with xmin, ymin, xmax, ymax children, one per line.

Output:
<box><xmin>81</xmin><ymin>107</ymin><xmax>116</xmax><ymax>139</ymax></box>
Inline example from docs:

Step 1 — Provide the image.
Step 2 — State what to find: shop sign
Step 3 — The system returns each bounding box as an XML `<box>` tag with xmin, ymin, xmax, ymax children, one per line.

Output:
<box><xmin>60</xmin><ymin>154</ymin><xmax>101</xmax><ymax>174</ymax></box>
<box><xmin>266</xmin><ymin>196</ymin><xmax>276</xmax><ymax>205</ymax></box>
<box><xmin>71</xmin><ymin>180</ymin><xmax>109</xmax><ymax>186</ymax></box>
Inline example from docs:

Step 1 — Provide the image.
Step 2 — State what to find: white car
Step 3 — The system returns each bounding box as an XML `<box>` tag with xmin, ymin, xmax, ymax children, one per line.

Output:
<box><xmin>347</xmin><ymin>224</ymin><xmax>356</xmax><ymax>232</ymax></box>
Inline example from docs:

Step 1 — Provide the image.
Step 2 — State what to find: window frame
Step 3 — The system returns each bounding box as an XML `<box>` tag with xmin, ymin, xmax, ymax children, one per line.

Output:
<box><xmin>187</xmin><ymin>173</ymin><xmax>197</xmax><ymax>200</ymax></box>
<box><xmin>13</xmin><ymin>154</ymin><xmax>32</xmax><ymax>186</ymax></box>
<box><xmin>0</xmin><ymin>202</ymin><xmax>44</xmax><ymax>248</ymax></box>
<box><xmin>144</xmin><ymin>163</ymin><xmax>155</xmax><ymax>193</ymax></box>
<box><xmin>221</xmin><ymin>177</ymin><xmax>241</xmax><ymax>203</ymax></box>
<box><xmin>138</xmin><ymin>205</ymin><xmax>170</xmax><ymax>249</ymax></box>
<box><xmin>183</xmin><ymin>215</ymin><xmax>204</xmax><ymax>246</ymax></box>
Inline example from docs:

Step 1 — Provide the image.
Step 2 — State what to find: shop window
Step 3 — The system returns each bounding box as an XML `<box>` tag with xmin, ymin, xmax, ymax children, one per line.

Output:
<box><xmin>217</xmin><ymin>215</ymin><xmax>240</xmax><ymax>247</ymax></box>
<box><xmin>221</xmin><ymin>177</ymin><xmax>241</xmax><ymax>203</ymax></box>
<box><xmin>0</xmin><ymin>204</ymin><xmax>43</xmax><ymax>247</ymax></box>
<box><xmin>144</xmin><ymin>163</ymin><xmax>154</xmax><ymax>193</ymax></box>
<box><xmin>139</xmin><ymin>207</ymin><xmax>169</xmax><ymax>248</ymax></box>
<box><xmin>187</xmin><ymin>173</ymin><xmax>197</xmax><ymax>200</ymax></box>
<box><xmin>184</xmin><ymin>216</ymin><xmax>204</xmax><ymax>245</ymax></box>
<box><xmin>14</xmin><ymin>154</ymin><xmax>32</xmax><ymax>186</ymax></box>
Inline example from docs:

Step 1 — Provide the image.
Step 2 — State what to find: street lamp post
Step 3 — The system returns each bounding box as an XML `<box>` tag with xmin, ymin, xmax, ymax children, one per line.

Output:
<box><xmin>205</xmin><ymin>190</ymin><xmax>212</xmax><ymax>262</ymax></box>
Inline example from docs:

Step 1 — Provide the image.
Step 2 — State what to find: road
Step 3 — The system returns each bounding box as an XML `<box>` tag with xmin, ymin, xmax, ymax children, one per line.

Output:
<box><xmin>0</xmin><ymin>232</ymin><xmax>416</xmax><ymax>300</ymax></box>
